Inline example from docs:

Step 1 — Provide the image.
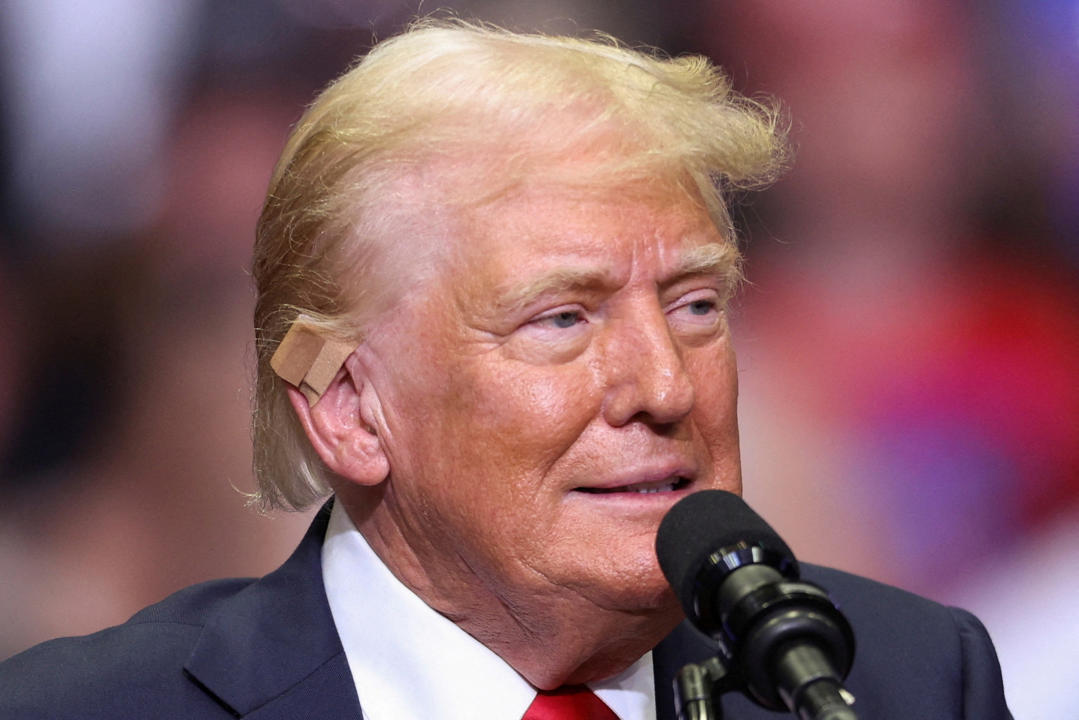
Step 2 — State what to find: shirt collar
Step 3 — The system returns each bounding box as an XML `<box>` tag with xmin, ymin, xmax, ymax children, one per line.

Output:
<box><xmin>321</xmin><ymin>501</ymin><xmax>656</xmax><ymax>720</ymax></box>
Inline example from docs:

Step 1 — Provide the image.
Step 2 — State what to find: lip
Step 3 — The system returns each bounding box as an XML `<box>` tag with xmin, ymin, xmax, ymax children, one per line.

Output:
<box><xmin>572</xmin><ymin>462</ymin><xmax>697</xmax><ymax>496</ymax></box>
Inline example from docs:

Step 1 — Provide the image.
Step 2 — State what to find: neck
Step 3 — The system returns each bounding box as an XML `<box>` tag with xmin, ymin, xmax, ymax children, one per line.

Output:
<box><xmin>445</xmin><ymin>589</ymin><xmax>681</xmax><ymax>689</ymax></box>
<box><xmin>337</xmin><ymin>485</ymin><xmax>682</xmax><ymax>688</ymax></box>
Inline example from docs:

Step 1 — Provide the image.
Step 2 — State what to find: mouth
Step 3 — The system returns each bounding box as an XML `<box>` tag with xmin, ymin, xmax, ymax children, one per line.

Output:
<box><xmin>574</xmin><ymin>475</ymin><xmax>692</xmax><ymax>495</ymax></box>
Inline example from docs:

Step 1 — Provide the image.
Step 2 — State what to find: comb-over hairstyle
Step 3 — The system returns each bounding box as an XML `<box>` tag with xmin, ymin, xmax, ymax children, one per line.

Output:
<box><xmin>251</xmin><ymin>19</ymin><xmax>787</xmax><ymax>510</ymax></box>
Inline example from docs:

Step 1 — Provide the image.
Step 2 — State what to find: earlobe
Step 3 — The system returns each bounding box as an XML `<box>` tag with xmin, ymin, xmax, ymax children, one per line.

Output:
<box><xmin>286</xmin><ymin>361</ymin><xmax>389</xmax><ymax>487</ymax></box>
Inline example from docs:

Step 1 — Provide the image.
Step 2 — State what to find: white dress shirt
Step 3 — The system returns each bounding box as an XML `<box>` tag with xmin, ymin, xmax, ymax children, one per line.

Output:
<box><xmin>322</xmin><ymin>501</ymin><xmax>657</xmax><ymax>720</ymax></box>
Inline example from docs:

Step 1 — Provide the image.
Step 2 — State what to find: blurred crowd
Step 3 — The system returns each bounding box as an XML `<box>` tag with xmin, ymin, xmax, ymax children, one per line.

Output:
<box><xmin>1</xmin><ymin>1</ymin><xmax>1076</xmax><ymax>716</ymax></box>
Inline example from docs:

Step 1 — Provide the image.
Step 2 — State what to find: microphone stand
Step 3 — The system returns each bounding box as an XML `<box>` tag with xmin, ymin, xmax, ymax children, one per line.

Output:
<box><xmin>673</xmin><ymin>655</ymin><xmax>859</xmax><ymax>720</ymax></box>
<box><xmin>673</xmin><ymin>658</ymin><xmax>728</xmax><ymax>720</ymax></box>
<box><xmin>657</xmin><ymin>492</ymin><xmax>860</xmax><ymax>720</ymax></box>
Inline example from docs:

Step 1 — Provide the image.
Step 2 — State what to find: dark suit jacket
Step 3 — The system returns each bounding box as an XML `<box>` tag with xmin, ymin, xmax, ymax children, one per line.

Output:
<box><xmin>0</xmin><ymin>504</ymin><xmax>1011</xmax><ymax>719</ymax></box>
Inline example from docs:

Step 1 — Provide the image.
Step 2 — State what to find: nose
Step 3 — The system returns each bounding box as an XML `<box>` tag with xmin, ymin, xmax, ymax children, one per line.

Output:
<box><xmin>600</xmin><ymin>305</ymin><xmax>696</xmax><ymax>428</ymax></box>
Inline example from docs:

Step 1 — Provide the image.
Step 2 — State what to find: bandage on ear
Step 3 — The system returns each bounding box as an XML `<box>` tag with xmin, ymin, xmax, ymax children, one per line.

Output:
<box><xmin>270</xmin><ymin>319</ymin><xmax>355</xmax><ymax>406</ymax></box>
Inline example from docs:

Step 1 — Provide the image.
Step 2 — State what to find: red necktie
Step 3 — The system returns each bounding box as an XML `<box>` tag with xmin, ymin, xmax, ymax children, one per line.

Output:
<box><xmin>521</xmin><ymin>685</ymin><xmax>620</xmax><ymax>720</ymax></box>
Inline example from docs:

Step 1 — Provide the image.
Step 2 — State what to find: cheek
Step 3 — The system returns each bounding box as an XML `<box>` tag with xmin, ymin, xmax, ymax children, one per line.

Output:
<box><xmin>697</xmin><ymin>353</ymin><xmax>743</xmax><ymax>493</ymax></box>
<box><xmin>687</xmin><ymin>344</ymin><xmax>741</xmax><ymax>436</ymax></box>
<box><xmin>406</xmin><ymin>364</ymin><xmax>600</xmax><ymax>553</ymax></box>
<box><xmin>452</xmin><ymin>359</ymin><xmax>598</xmax><ymax>459</ymax></box>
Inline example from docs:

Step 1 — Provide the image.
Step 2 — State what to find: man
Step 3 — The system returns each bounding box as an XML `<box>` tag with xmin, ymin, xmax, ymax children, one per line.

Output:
<box><xmin>0</xmin><ymin>21</ymin><xmax>1010</xmax><ymax>719</ymax></box>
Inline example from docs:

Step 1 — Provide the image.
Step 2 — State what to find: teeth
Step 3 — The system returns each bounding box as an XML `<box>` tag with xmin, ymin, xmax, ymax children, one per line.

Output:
<box><xmin>634</xmin><ymin>483</ymin><xmax>676</xmax><ymax>494</ymax></box>
<box><xmin>580</xmin><ymin>477</ymin><xmax>685</xmax><ymax>494</ymax></box>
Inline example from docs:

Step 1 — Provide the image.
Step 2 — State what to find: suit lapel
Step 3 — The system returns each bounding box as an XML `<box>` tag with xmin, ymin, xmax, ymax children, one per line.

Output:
<box><xmin>183</xmin><ymin>503</ymin><xmax>362</xmax><ymax>718</ymax></box>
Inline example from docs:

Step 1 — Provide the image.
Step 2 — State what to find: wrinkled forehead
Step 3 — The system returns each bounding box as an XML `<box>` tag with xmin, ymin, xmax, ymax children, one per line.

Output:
<box><xmin>348</xmin><ymin>147</ymin><xmax>727</xmax><ymax>334</ymax></box>
<box><xmin>397</xmin><ymin>152</ymin><xmax>717</xmax><ymax>253</ymax></box>
<box><xmin>464</xmin><ymin>179</ymin><xmax>729</xmax><ymax>280</ymax></box>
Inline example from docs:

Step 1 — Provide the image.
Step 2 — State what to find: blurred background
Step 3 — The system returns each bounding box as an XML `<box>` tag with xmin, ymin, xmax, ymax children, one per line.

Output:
<box><xmin>0</xmin><ymin>1</ymin><xmax>1075</xmax><ymax>715</ymax></box>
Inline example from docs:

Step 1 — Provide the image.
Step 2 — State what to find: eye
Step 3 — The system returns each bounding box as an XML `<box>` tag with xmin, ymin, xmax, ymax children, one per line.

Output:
<box><xmin>687</xmin><ymin>298</ymin><xmax>718</xmax><ymax>316</ymax></box>
<box><xmin>670</xmin><ymin>291</ymin><xmax>720</xmax><ymax>318</ymax></box>
<box><xmin>532</xmin><ymin>308</ymin><xmax>585</xmax><ymax>330</ymax></box>
<box><xmin>667</xmin><ymin>289</ymin><xmax>723</xmax><ymax>334</ymax></box>
<box><xmin>510</xmin><ymin>305</ymin><xmax>593</xmax><ymax>364</ymax></box>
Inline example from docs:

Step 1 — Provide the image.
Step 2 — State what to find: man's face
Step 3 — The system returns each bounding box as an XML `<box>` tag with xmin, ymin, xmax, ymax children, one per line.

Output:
<box><xmin>356</xmin><ymin>181</ymin><xmax>742</xmax><ymax>617</ymax></box>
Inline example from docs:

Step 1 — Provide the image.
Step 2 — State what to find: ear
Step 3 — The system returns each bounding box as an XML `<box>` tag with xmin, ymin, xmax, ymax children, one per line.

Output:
<box><xmin>287</xmin><ymin>353</ymin><xmax>389</xmax><ymax>487</ymax></box>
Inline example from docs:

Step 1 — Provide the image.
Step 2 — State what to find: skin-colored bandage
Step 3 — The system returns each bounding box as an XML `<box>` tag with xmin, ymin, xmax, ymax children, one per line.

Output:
<box><xmin>270</xmin><ymin>320</ymin><xmax>355</xmax><ymax>405</ymax></box>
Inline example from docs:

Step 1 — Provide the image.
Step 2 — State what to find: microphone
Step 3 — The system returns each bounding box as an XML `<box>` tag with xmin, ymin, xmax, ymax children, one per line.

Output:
<box><xmin>656</xmin><ymin>490</ymin><xmax>857</xmax><ymax>720</ymax></box>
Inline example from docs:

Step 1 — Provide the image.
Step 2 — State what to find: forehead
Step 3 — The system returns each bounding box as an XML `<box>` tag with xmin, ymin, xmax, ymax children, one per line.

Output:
<box><xmin>452</xmin><ymin>182</ymin><xmax>723</xmax><ymax>270</ymax></box>
<box><xmin>386</xmin><ymin>181</ymin><xmax>732</xmax><ymax>328</ymax></box>
<box><xmin>357</xmin><ymin>164</ymin><xmax>730</xmax><ymax>334</ymax></box>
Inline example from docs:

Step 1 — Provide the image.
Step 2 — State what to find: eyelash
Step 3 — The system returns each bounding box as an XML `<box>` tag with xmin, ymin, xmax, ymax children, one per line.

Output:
<box><xmin>670</xmin><ymin>290</ymin><xmax>722</xmax><ymax>321</ymax></box>
<box><xmin>528</xmin><ymin>293</ymin><xmax>720</xmax><ymax>331</ymax></box>
<box><xmin>533</xmin><ymin>308</ymin><xmax>585</xmax><ymax>329</ymax></box>
<box><xmin>684</xmin><ymin>298</ymin><xmax>717</xmax><ymax>315</ymax></box>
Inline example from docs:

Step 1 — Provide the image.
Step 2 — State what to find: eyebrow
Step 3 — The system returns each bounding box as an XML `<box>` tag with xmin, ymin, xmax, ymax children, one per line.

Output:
<box><xmin>669</xmin><ymin>242</ymin><xmax>741</xmax><ymax>286</ymax></box>
<box><xmin>497</xmin><ymin>266</ymin><xmax>618</xmax><ymax>315</ymax></box>
<box><xmin>496</xmin><ymin>241</ymin><xmax>740</xmax><ymax>314</ymax></box>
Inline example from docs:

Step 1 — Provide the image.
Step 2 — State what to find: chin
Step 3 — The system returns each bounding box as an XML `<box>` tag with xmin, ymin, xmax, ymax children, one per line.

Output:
<box><xmin>535</xmin><ymin>531</ymin><xmax>680</xmax><ymax>615</ymax></box>
<box><xmin>572</xmin><ymin>563</ymin><xmax>680</xmax><ymax>616</ymax></box>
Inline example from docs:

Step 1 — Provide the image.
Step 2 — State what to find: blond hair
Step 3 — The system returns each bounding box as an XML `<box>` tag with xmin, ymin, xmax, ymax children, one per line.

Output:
<box><xmin>251</xmin><ymin>19</ymin><xmax>787</xmax><ymax>510</ymax></box>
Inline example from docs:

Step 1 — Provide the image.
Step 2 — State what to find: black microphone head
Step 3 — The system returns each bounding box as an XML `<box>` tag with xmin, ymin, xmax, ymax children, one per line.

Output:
<box><xmin>656</xmin><ymin>491</ymin><xmax>856</xmax><ymax>715</ymax></box>
<box><xmin>656</xmin><ymin>490</ymin><xmax>797</xmax><ymax>621</ymax></box>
